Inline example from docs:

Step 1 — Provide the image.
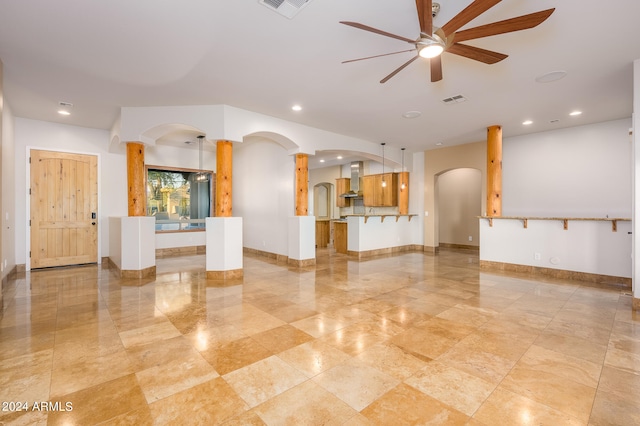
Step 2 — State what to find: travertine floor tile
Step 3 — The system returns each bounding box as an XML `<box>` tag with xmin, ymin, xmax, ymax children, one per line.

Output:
<box><xmin>313</xmin><ymin>358</ymin><xmax>399</xmax><ymax>411</ymax></box>
<box><xmin>390</xmin><ymin>327</ymin><xmax>458</xmax><ymax>360</ymax></box>
<box><xmin>405</xmin><ymin>361</ymin><xmax>496</xmax><ymax>416</ymax></box>
<box><xmin>135</xmin><ymin>347</ymin><xmax>219</xmax><ymax>403</ymax></box>
<box><xmin>223</xmin><ymin>355</ymin><xmax>308</xmax><ymax>408</ymax></box>
<box><xmin>360</xmin><ymin>383</ymin><xmax>469</xmax><ymax>425</ymax></box>
<box><xmin>355</xmin><ymin>342</ymin><xmax>427</xmax><ymax>380</ymax></box>
<box><xmin>0</xmin><ymin>249</ymin><xmax>638</xmax><ymax>425</ymax></box>
<box><xmin>289</xmin><ymin>314</ymin><xmax>348</xmax><ymax>338</ymax></box>
<box><xmin>254</xmin><ymin>380</ymin><xmax>357</xmax><ymax>425</ymax></box>
<box><xmin>149</xmin><ymin>377</ymin><xmax>249</xmax><ymax>425</ymax></box>
<box><xmin>251</xmin><ymin>324</ymin><xmax>314</xmax><ymax>354</ymax></box>
<box><xmin>199</xmin><ymin>336</ymin><xmax>273</xmax><ymax>375</ymax></box>
<box><xmin>47</xmin><ymin>373</ymin><xmax>147</xmax><ymax>425</ymax></box>
<box><xmin>500</xmin><ymin>366</ymin><xmax>597</xmax><ymax>422</ymax></box>
<box><xmin>277</xmin><ymin>340</ymin><xmax>351</xmax><ymax>378</ymax></box>
<box><xmin>472</xmin><ymin>387</ymin><xmax>584</xmax><ymax>426</ymax></box>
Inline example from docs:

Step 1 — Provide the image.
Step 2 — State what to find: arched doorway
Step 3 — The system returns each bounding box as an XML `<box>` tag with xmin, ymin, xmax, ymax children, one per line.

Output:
<box><xmin>314</xmin><ymin>182</ymin><xmax>332</xmax><ymax>248</ymax></box>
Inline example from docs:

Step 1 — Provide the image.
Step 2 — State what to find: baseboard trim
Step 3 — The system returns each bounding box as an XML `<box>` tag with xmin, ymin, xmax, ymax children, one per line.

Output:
<box><xmin>288</xmin><ymin>258</ymin><xmax>316</xmax><ymax>267</ymax></box>
<box><xmin>243</xmin><ymin>247</ymin><xmax>289</xmax><ymax>263</ymax></box>
<box><xmin>480</xmin><ymin>260</ymin><xmax>631</xmax><ymax>289</ymax></box>
<box><xmin>157</xmin><ymin>245</ymin><xmax>206</xmax><ymax>258</ymax></box>
<box><xmin>108</xmin><ymin>257</ymin><xmax>156</xmax><ymax>280</ymax></box>
<box><xmin>439</xmin><ymin>243</ymin><xmax>479</xmax><ymax>251</ymax></box>
<box><xmin>206</xmin><ymin>269</ymin><xmax>244</xmax><ymax>280</ymax></box>
<box><xmin>347</xmin><ymin>244</ymin><xmax>424</xmax><ymax>259</ymax></box>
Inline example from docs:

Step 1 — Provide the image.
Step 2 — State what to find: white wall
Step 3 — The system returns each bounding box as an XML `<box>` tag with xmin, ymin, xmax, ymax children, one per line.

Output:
<box><xmin>146</xmin><ymin>142</ymin><xmax>216</xmax><ymax>172</ymax></box>
<box><xmin>479</xmin><ymin>118</ymin><xmax>633</xmax><ymax>278</ymax></box>
<box><xmin>347</xmin><ymin>215</ymin><xmax>421</xmax><ymax>252</ymax></box>
<box><xmin>503</xmin><ymin>118</ymin><xmax>632</xmax><ymax>217</ymax></box>
<box><xmin>480</xmin><ymin>218</ymin><xmax>632</xmax><ymax>278</ymax></box>
<box><xmin>234</xmin><ymin>137</ymin><xmax>294</xmax><ymax>256</ymax></box>
<box><xmin>14</xmin><ymin>118</ymin><xmax>125</xmax><ymax>265</ymax></box>
<box><xmin>2</xmin><ymin>102</ymin><xmax>15</xmax><ymax>279</ymax></box>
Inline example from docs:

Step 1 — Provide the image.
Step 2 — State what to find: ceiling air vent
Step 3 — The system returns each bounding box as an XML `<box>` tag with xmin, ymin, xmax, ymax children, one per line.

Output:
<box><xmin>441</xmin><ymin>94</ymin><xmax>467</xmax><ymax>104</ymax></box>
<box><xmin>259</xmin><ymin>0</ymin><xmax>312</xmax><ymax>19</ymax></box>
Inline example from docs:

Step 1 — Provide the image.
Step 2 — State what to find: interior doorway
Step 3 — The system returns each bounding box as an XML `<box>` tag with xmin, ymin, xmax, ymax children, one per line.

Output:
<box><xmin>313</xmin><ymin>182</ymin><xmax>332</xmax><ymax>249</ymax></box>
<box><xmin>436</xmin><ymin>168</ymin><xmax>481</xmax><ymax>249</ymax></box>
<box><xmin>30</xmin><ymin>149</ymin><xmax>98</xmax><ymax>268</ymax></box>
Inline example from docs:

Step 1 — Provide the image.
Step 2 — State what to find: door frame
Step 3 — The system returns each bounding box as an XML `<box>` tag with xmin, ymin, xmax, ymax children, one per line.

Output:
<box><xmin>26</xmin><ymin>146</ymin><xmax>101</xmax><ymax>271</ymax></box>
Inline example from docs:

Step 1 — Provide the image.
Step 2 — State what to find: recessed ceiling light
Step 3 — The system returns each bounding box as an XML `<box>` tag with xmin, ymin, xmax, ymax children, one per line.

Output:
<box><xmin>435</xmin><ymin>142</ymin><xmax>443</xmax><ymax>146</ymax></box>
<box><xmin>319</xmin><ymin>159</ymin><xmax>325</xmax><ymax>163</ymax></box>
<box><xmin>522</xmin><ymin>120</ymin><xmax>533</xmax><ymax>125</ymax></box>
<box><xmin>292</xmin><ymin>105</ymin><xmax>302</xmax><ymax>111</ymax></box>
<box><xmin>569</xmin><ymin>111</ymin><xmax>582</xmax><ymax>116</ymax></box>
<box><xmin>337</xmin><ymin>156</ymin><xmax>343</xmax><ymax>160</ymax></box>
<box><xmin>58</xmin><ymin>101</ymin><xmax>73</xmax><ymax>116</ymax></box>
<box><xmin>535</xmin><ymin>70</ymin><xmax>567</xmax><ymax>83</ymax></box>
<box><xmin>402</xmin><ymin>110</ymin><xmax>421</xmax><ymax>119</ymax></box>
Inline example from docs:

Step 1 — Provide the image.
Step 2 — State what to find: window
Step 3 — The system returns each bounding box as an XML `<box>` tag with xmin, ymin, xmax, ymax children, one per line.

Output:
<box><xmin>146</xmin><ymin>165</ymin><xmax>214</xmax><ymax>232</ymax></box>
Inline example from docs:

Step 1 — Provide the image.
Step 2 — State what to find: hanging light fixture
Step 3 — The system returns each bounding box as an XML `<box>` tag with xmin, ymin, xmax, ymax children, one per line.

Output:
<box><xmin>195</xmin><ymin>135</ymin><xmax>209</xmax><ymax>182</ymax></box>
<box><xmin>400</xmin><ymin>148</ymin><xmax>406</xmax><ymax>190</ymax></box>
<box><xmin>381</xmin><ymin>143</ymin><xmax>387</xmax><ymax>187</ymax></box>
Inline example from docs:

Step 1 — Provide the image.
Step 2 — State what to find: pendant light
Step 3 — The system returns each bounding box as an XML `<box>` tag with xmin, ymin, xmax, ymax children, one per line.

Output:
<box><xmin>195</xmin><ymin>135</ymin><xmax>209</xmax><ymax>182</ymax></box>
<box><xmin>381</xmin><ymin>142</ymin><xmax>387</xmax><ymax>188</ymax></box>
<box><xmin>400</xmin><ymin>148</ymin><xmax>406</xmax><ymax>190</ymax></box>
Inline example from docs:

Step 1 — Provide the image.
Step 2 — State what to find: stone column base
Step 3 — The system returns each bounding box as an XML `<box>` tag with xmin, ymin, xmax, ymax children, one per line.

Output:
<box><xmin>206</xmin><ymin>269</ymin><xmax>244</xmax><ymax>280</ymax></box>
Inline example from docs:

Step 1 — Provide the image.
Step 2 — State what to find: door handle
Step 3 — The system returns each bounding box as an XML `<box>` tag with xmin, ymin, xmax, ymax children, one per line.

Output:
<box><xmin>91</xmin><ymin>222</ymin><xmax>96</xmax><ymax>225</ymax></box>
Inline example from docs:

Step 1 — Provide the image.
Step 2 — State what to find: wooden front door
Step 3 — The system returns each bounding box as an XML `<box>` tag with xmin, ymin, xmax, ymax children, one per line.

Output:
<box><xmin>30</xmin><ymin>150</ymin><xmax>98</xmax><ymax>268</ymax></box>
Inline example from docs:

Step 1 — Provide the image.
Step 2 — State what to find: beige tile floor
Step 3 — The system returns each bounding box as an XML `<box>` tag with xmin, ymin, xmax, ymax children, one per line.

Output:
<box><xmin>1</xmin><ymin>248</ymin><xmax>640</xmax><ymax>425</ymax></box>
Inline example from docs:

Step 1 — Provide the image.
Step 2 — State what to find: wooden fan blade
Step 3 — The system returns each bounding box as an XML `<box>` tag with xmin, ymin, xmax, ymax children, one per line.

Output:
<box><xmin>416</xmin><ymin>0</ymin><xmax>433</xmax><ymax>36</ymax></box>
<box><xmin>342</xmin><ymin>49</ymin><xmax>417</xmax><ymax>64</ymax></box>
<box><xmin>454</xmin><ymin>8</ymin><xmax>555</xmax><ymax>42</ymax></box>
<box><xmin>340</xmin><ymin>21</ymin><xmax>415</xmax><ymax>43</ymax></box>
<box><xmin>446</xmin><ymin>43</ymin><xmax>508</xmax><ymax>64</ymax></box>
<box><xmin>441</xmin><ymin>0</ymin><xmax>501</xmax><ymax>36</ymax></box>
<box><xmin>380</xmin><ymin>55</ymin><xmax>419</xmax><ymax>83</ymax></box>
<box><xmin>430</xmin><ymin>55</ymin><xmax>443</xmax><ymax>82</ymax></box>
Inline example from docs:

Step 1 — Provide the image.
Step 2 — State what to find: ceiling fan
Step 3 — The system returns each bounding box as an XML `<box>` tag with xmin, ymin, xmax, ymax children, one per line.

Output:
<box><xmin>340</xmin><ymin>0</ymin><xmax>555</xmax><ymax>83</ymax></box>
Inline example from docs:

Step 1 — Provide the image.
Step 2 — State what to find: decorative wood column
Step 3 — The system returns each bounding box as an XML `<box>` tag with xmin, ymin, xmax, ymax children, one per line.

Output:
<box><xmin>295</xmin><ymin>154</ymin><xmax>308</xmax><ymax>216</ymax></box>
<box><xmin>126</xmin><ymin>142</ymin><xmax>146</xmax><ymax>217</ymax></box>
<box><xmin>487</xmin><ymin>125</ymin><xmax>503</xmax><ymax>217</ymax></box>
<box><xmin>398</xmin><ymin>171</ymin><xmax>409</xmax><ymax>215</ymax></box>
<box><xmin>215</xmin><ymin>140</ymin><xmax>233</xmax><ymax>217</ymax></box>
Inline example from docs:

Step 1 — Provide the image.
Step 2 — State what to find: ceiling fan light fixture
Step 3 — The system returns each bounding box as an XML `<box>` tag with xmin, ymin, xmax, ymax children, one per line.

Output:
<box><xmin>417</xmin><ymin>34</ymin><xmax>445</xmax><ymax>58</ymax></box>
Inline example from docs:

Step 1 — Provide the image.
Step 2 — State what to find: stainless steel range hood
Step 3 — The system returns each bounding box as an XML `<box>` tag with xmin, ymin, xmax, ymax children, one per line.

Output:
<box><xmin>340</xmin><ymin>161</ymin><xmax>363</xmax><ymax>198</ymax></box>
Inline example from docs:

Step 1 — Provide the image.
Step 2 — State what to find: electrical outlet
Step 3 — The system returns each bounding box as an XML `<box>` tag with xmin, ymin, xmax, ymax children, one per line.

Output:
<box><xmin>468</xmin><ymin>236</ymin><xmax>472</xmax><ymax>242</ymax></box>
<box><xmin>534</xmin><ymin>253</ymin><xmax>541</xmax><ymax>260</ymax></box>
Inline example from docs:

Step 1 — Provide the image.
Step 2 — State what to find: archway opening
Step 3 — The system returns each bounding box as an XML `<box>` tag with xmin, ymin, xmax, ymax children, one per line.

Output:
<box><xmin>436</xmin><ymin>168</ymin><xmax>482</xmax><ymax>250</ymax></box>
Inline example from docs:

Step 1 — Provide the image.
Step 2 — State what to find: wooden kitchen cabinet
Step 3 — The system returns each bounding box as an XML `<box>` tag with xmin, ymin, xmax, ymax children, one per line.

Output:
<box><xmin>363</xmin><ymin>173</ymin><xmax>398</xmax><ymax>207</ymax></box>
<box><xmin>316</xmin><ymin>220</ymin><xmax>330</xmax><ymax>248</ymax></box>
<box><xmin>336</xmin><ymin>178</ymin><xmax>350</xmax><ymax>207</ymax></box>
<box><xmin>334</xmin><ymin>221</ymin><xmax>348</xmax><ymax>254</ymax></box>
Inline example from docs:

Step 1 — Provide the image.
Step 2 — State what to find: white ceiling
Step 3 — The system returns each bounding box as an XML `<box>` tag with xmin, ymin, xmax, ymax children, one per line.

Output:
<box><xmin>1</xmin><ymin>0</ymin><xmax>639</xmax><ymax>169</ymax></box>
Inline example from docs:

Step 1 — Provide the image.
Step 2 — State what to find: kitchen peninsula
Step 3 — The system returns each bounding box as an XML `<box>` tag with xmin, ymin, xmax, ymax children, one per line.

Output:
<box><xmin>333</xmin><ymin>214</ymin><xmax>419</xmax><ymax>258</ymax></box>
